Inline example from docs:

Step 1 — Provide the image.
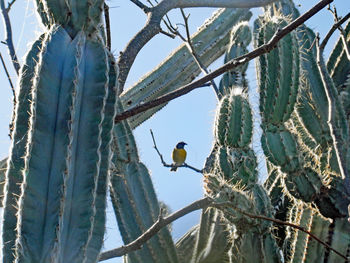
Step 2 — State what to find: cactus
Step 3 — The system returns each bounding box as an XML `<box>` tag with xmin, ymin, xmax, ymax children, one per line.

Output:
<box><xmin>2</xmin><ymin>0</ymin><xmax>350</xmax><ymax>262</ymax></box>
<box><xmin>1</xmin><ymin>0</ymin><xmax>117</xmax><ymax>262</ymax></box>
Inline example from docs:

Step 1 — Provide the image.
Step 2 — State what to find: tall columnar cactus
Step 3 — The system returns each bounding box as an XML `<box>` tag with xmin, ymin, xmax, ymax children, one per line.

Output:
<box><xmin>253</xmin><ymin>12</ymin><xmax>328</xmax><ymax>206</ymax></box>
<box><xmin>1</xmin><ymin>1</ymin><xmax>117</xmax><ymax>262</ymax></box>
<box><xmin>202</xmin><ymin>87</ymin><xmax>282</xmax><ymax>263</ymax></box>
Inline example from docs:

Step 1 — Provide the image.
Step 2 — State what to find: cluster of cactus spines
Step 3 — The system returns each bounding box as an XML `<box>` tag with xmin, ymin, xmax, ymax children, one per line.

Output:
<box><xmin>120</xmin><ymin>8</ymin><xmax>252</xmax><ymax>129</ymax></box>
<box><xmin>109</xmin><ymin>104</ymin><xmax>178</xmax><ymax>263</ymax></box>
<box><xmin>218</xmin><ymin>21</ymin><xmax>251</xmax><ymax>97</ymax></box>
<box><xmin>34</xmin><ymin>0</ymin><xmax>105</xmax><ymax>36</ymax></box>
<box><xmin>1</xmin><ymin>0</ymin><xmax>118</xmax><ymax>262</ymax></box>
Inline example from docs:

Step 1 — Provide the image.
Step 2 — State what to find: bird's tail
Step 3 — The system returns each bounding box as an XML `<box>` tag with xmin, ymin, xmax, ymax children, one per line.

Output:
<box><xmin>170</xmin><ymin>166</ymin><xmax>177</xmax><ymax>172</ymax></box>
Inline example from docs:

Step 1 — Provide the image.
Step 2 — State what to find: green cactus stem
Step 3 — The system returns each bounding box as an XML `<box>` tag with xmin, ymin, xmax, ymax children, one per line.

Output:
<box><xmin>85</xmin><ymin>54</ymin><xmax>118</xmax><ymax>263</ymax></box>
<box><xmin>215</xmin><ymin>90</ymin><xmax>253</xmax><ymax>148</ymax></box>
<box><xmin>110</xmin><ymin>162</ymin><xmax>178</xmax><ymax>263</ymax></box>
<box><xmin>1</xmin><ymin>34</ymin><xmax>44</xmax><ymax>262</ymax></box>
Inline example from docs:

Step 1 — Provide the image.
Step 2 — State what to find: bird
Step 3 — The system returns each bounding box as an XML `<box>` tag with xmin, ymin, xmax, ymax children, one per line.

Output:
<box><xmin>171</xmin><ymin>141</ymin><xmax>187</xmax><ymax>172</ymax></box>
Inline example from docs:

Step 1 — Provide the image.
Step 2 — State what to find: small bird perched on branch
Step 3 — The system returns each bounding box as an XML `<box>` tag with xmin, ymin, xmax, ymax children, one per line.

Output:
<box><xmin>171</xmin><ymin>142</ymin><xmax>187</xmax><ymax>171</ymax></box>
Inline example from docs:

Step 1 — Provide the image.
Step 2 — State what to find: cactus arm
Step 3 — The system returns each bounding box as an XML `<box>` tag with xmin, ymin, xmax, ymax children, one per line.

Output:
<box><xmin>69</xmin><ymin>0</ymin><xmax>104</xmax><ymax>34</ymax></box>
<box><xmin>0</xmin><ymin>33</ymin><xmax>44</xmax><ymax>261</ymax></box>
<box><xmin>55</xmin><ymin>36</ymin><xmax>109</xmax><ymax>263</ymax></box>
<box><xmin>175</xmin><ymin>225</ymin><xmax>199</xmax><ymax>262</ymax></box>
<box><xmin>191</xmin><ymin>210</ymin><xmax>232</xmax><ymax>263</ymax></box>
<box><xmin>120</xmin><ymin>8</ymin><xmax>252</xmax><ymax>129</ymax></box>
<box><xmin>110</xmin><ymin>163</ymin><xmax>179</xmax><ymax>263</ymax></box>
<box><xmin>316</xmin><ymin>41</ymin><xmax>349</xmax><ymax>181</ymax></box>
<box><xmin>34</xmin><ymin>0</ymin><xmax>50</xmax><ymax>26</ymax></box>
<box><xmin>110</xmin><ymin>111</ymin><xmax>178</xmax><ymax>262</ymax></box>
<box><xmin>40</xmin><ymin>0</ymin><xmax>69</xmax><ymax>25</ymax></box>
<box><xmin>303</xmin><ymin>213</ymin><xmax>330</xmax><ymax>262</ymax></box>
<box><xmin>327</xmin><ymin>218</ymin><xmax>350</xmax><ymax>262</ymax></box>
<box><xmin>14</xmin><ymin>27</ymin><xmax>85</xmax><ymax>262</ymax></box>
<box><xmin>109</xmin><ymin>174</ymin><xmax>152</xmax><ymax>262</ymax></box>
<box><xmin>298</xmin><ymin>28</ymin><xmax>329</xmax><ymax>121</ymax></box>
<box><xmin>289</xmin><ymin>205</ymin><xmax>313</xmax><ymax>263</ymax></box>
<box><xmin>0</xmin><ymin>158</ymin><xmax>6</xmax><ymax>205</ymax></box>
<box><xmin>327</xmin><ymin>20</ymin><xmax>350</xmax><ymax>88</ymax></box>
<box><xmin>84</xmin><ymin>55</ymin><xmax>118</xmax><ymax>263</ymax></box>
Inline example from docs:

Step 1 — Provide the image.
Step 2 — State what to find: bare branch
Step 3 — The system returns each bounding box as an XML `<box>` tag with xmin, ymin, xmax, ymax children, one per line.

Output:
<box><xmin>319</xmin><ymin>12</ymin><xmax>350</xmax><ymax>51</ymax></box>
<box><xmin>150</xmin><ymin>129</ymin><xmax>204</xmax><ymax>173</ymax></box>
<box><xmin>129</xmin><ymin>0</ymin><xmax>150</xmax><ymax>13</ymax></box>
<box><xmin>0</xmin><ymin>0</ymin><xmax>20</xmax><ymax>74</ymax></box>
<box><xmin>159</xmin><ymin>29</ymin><xmax>176</xmax><ymax>38</ymax></box>
<box><xmin>99</xmin><ymin>194</ymin><xmax>346</xmax><ymax>261</ymax></box>
<box><xmin>0</xmin><ymin>52</ymin><xmax>15</xmax><ymax>97</ymax></box>
<box><xmin>180</xmin><ymin>8</ymin><xmax>220</xmax><ymax>98</ymax></box>
<box><xmin>103</xmin><ymin>3</ymin><xmax>111</xmax><ymax>51</ymax></box>
<box><xmin>327</xmin><ymin>6</ymin><xmax>350</xmax><ymax>60</ymax></box>
<box><xmin>6</xmin><ymin>0</ymin><xmax>16</xmax><ymax>12</ymax></box>
<box><xmin>115</xmin><ymin>0</ymin><xmax>334</xmax><ymax>122</ymax></box>
<box><xmin>117</xmin><ymin>0</ymin><xmax>281</xmax><ymax>93</ymax></box>
<box><xmin>176</xmin><ymin>0</ymin><xmax>280</xmax><ymax>8</ymax></box>
<box><xmin>0</xmin><ymin>52</ymin><xmax>16</xmax><ymax>138</ymax></box>
<box><xmin>98</xmin><ymin>197</ymin><xmax>212</xmax><ymax>261</ymax></box>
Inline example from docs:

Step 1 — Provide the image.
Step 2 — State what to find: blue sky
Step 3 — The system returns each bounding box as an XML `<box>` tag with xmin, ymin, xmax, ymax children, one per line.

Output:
<box><xmin>0</xmin><ymin>0</ymin><xmax>348</xmax><ymax>262</ymax></box>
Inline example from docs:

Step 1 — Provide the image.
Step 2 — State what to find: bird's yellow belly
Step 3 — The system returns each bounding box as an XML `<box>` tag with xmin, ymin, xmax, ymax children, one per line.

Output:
<box><xmin>172</xmin><ymin>148</ymin><xmax>187</xmax><ymax>164</ymax></box>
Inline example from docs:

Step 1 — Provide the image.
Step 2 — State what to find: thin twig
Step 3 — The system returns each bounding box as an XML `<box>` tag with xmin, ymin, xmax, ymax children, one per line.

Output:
<box><xmin>99</xmin><ymin>197</ymin><xmax>212</xmax><ymax>261</ymax></box>
<box><xmin>0</xmin><ymin>52</ymin><xmax>16</xmax><ymax>138</ymax></box>
<box><xmin>159</xmin><ymin>29</ymin><xmax>176</xmax><ymax>38</ymax></box>
<box><xmin>180</xmin><ymin>8</ymin><xmax>220</xmax><ymax>98</ymax></box>
<box><xmin>161</xmin><ymin>9</ymin><xmax>219</xmax><ymax>97</ymax></box>
<box><xmin>235</xmin><ymin>208</ymin><xmax>348</xmax><ymax>261</ymax></box>
<box><xmin>320</xmin><ymin>7</ymin><xmax>350</xmax><ymax>58</ymax></box>
<box><xmin>115</xmin><ymin>0</ymin><xmax>333</xmax><ymax>122</ymax></box>
<box><xmin>0</xmin><ymin>0</ymin><xmax>20</xmax><ymax>74</ymax></box>
<box><xmin>103</xmin><ymin>3</ymin><xmax>111</xmax><ymax>51</ymax></box>
<box><xmin>321</xmin><ymin>12</ymin><xmax>350</xmax><ymax>50</ymax></box>
<box><xmin>150</xmin><ymin>129</ymin><xmax>203</xmax><ymax>173</ymax></box>
<box><xmin>6</xmin><ymin>0</ymin><xmax>16</xmax><ymax>12</ymax></box>
<box><xmin>327</xmin><ymin>6</ymin><xmax>350</xmax><ymax>60</ymax></box>
<box><xmin>0</xmin><ymin>52</ymin><xmax>15</xmax><ymax>97</ymax></box>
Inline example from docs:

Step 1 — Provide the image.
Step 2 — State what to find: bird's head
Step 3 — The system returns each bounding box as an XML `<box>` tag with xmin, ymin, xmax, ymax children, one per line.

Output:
<box><xmin>176</xmin><ymin>141</ymin><xmax>187</xmax><ymax>149</ymax></box>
